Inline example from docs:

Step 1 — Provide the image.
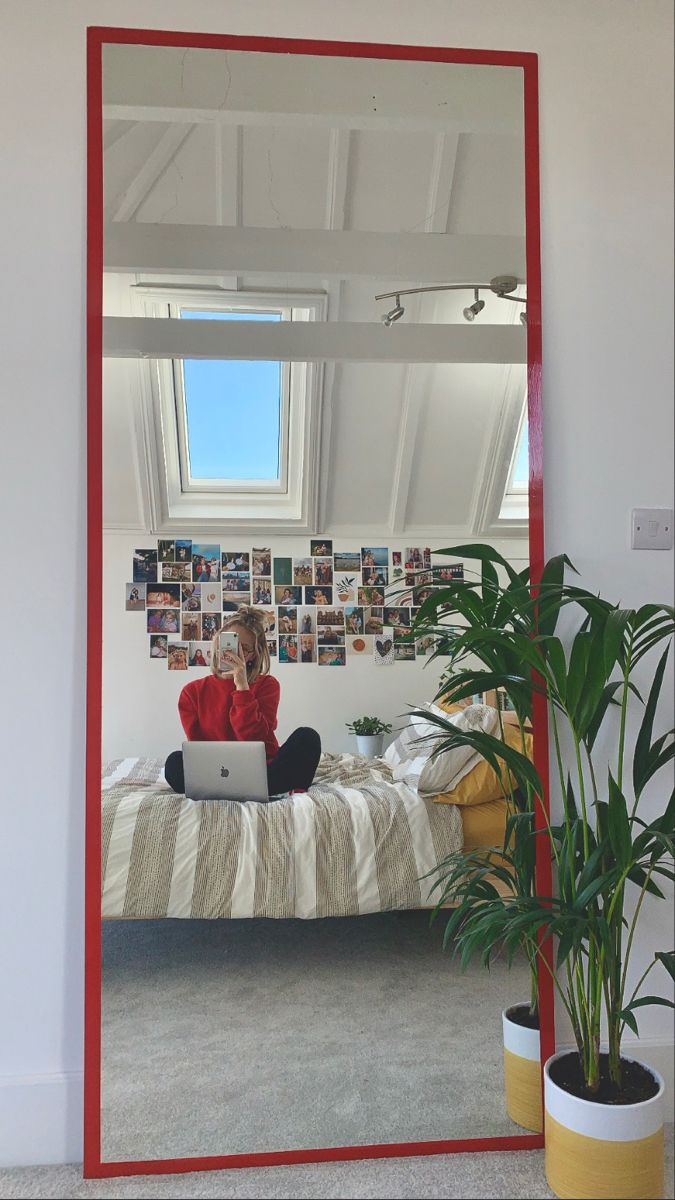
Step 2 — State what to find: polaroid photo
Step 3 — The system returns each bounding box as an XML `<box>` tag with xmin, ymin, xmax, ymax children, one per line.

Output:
<box><xmin>362</xmin><ymin>566</ymin><xmax>388</xmax><ymax>587</ymax></box>
<box><xmin>373</xmin><ymin>633</ymin><xmax>395</xmax><ymax>666</ymax></box>
<box><xmin>147</xmin><ymin>607</ymin><xmax>180</xmax><ymax>634</ymax></box>
<box><xmin>157</xmin><ymin>540</ymin><xmax>175</xmax><ymax>563</ymax></box>
<box><xmin>299</xmin><ymin>634</ymin><xmax>317</xmax><ymax>663</ymax></box>
<box><xmin>201</xmin><ymin>585</ymin><xmax>221</xmax><ymax>612</ymax></box>
<box><xmin>181</xmin><ymin>614</ymin><xmax>202</xmax><ymax>642</ymax></box>
<box><xmin>252</xmin><ymin>578</ymin><xmax>273</xmax><ymax>605</ymax></box>
<box><xmin>273</xmin><ymin>557</ymin><xmax>293</xmax><ymax>585</ymax></box>
<box><xmin>277</xmin><ymin>606</ymin><xmax>298</xmax><ymax>634</ymax></box>
<box><xmin>334</xmin><ymin>575</ymin><xmax>359</xmax><ymax>603</ymax></box>
<box><xmin>146</xmin><ymin>583</ymin><xmax>181</xmax><ymax>609</ymax></box>
<box><xmin>361</xmin><ymin>546</ymin><xmax>389</xmax><ymax>568</ymax></box>
<box><xmin>394</xmin><ymin>643</ymin><xmax>416</xmax><ymax>662</ymax></box>
<box><xmin>175</xmin><ymin>539</ymin><xmax>192</xmax><ymax>563</ymax></box>
<box><xmin>222</xmin><ymin>551</ymin><xmax>250</xmax><ymax>573</ymax></box>
<box><xmin>252</xmin><ymin>548</ymin><xmax>272</xmax><ymax>577</ymax></box>
<box><xmin>357</xmin><ymin>586</ymin><xmax>385</xmax><ymax>607</ymax></box>
<box><xmin>181</xmin><ymin>583</ymin><xmax>201</xmax><ymax>611</ymax></box>
<box><xmin>278</xmin><ymin>635</ymin><xmax>298</xmax><ymax>664</ymax></box>
<box><xmin>133</xmin><ymin>549</ymin><xmax>158</xmax><ymax>583</ymax></box>
<box><xmin>125</xmin><ymin>583</ymin><xmax>146</xmax><ymax>611</ymax></box>
<box><xmin>275</xmin><ymin>584</ymin><xmax>302</xmax><ymax>606</ymax></box>
<box><xmin>347</xmin><ymin>635</ymin><xmax>372</xmax><ymax>655</ymax></box>
<box><xmin>333</xmin><ymin>551</ymin><xmax>361</xmax><ymax>573</ymax></box>
<box><xmin>318</xmin><ymin>646</ymin><xmax>346</xmax><ymax>666</ymax></box>
<box><xmin>304</xmin><ymin>586</ymin><xmax>333</xmax><ymax>606</ymax></box>
<box><xmin>293</xmin><ymin>558</ymin><xmax>313</xmax><ymax>586</ymax></box>
<box><xmin>149</xmin><ymin>634</ymin><xmax>168</xmax><ymax>659</ymax></box>
<box><xmin>162</xmin><ymin>561</ymin><xmax>192</xmax><ymax>582</ymax></box>
<box><xmin>310</xmin><ymin>539</ymin><xmax>333</xmax><ymax>557</ymax></box>
<box><xmin>201</xmin><ymin>613</ymin><xmax>222</xmax><ymax>640</ymax></box>
<box><xmin>188</xmin><ymin>641</ymin><xmax>212</xmax><ymax>668</ymax></box>
<box><xmin>167</xmin><ymin>642</ymin><xmax>189</xmax><ymax>671</ymax></box>
<box><xmin>313</xmin><ymin>557</ymin><xmax>333</xmax><ymax>585</ymax></box>
<box><xmin>344</xmin><ymin>606</ymin><xmax>365</xmax><ymax>635</ymax></box>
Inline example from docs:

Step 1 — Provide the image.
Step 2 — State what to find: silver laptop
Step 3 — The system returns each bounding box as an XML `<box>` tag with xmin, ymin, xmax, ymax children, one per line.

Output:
<box><xmin>182</xmin><ymin>741</ymin><xmax>269</xmax><ymax>802</ymax></box>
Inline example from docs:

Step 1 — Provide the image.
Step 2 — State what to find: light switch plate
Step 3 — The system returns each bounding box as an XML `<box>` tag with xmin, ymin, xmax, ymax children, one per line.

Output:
<box><xmin>631</xmin><ymin>508</ymin><xmax>674</xmax><ymax>550</ymax></box>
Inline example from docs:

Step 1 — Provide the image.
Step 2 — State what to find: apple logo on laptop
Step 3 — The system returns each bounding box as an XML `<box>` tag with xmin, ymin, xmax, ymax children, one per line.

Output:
<box><xmin>220</xmin><ymin>767</ymin><xmax>230</xmax><ymax>778</ymax></box>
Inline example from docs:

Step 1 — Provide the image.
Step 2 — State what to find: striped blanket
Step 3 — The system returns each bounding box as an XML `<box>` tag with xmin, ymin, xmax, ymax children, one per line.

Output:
<box><xmin>101</xmin><ymin>755</ymin><xmax>463</xmax><ymax>920</ymax></box>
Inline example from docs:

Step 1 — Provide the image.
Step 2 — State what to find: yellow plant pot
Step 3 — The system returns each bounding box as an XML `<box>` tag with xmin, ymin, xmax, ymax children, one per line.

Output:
<box><xmin>544</xmin><ymin>1052</ymin><xmax>665</xmax><ymax>1199</ymax></box>
<box><xmin>502</xmin><ymin>1005</ymin><xmax>543</xmax><ymax>1133</ymax></box>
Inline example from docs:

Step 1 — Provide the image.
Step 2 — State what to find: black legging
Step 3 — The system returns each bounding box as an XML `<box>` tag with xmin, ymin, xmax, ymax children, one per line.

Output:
<box><xmin>164</xmin><ymin>727</ymin><xmax>322</xmax><ymax>800</ymax></box>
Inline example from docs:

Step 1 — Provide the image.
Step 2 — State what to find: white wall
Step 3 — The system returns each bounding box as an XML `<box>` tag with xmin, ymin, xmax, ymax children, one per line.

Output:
<box><xmin>1</xmin><ymin>0</ymin><xmax>672</xmax><ymax>1168</ymax></box>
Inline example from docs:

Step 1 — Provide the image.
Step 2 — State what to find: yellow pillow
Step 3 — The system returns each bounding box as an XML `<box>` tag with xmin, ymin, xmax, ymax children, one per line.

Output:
<box><xmin>432</xmin><ymin>722</ymin><xmax>533</xmax><ymax>806</ymax></box>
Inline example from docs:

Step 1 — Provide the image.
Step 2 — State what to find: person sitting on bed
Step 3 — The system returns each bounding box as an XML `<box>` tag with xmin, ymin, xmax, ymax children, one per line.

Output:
<box><xmin>164</xmin><ymin>605</ymin><xmax>321</xmax><ymax>799</ymax></box>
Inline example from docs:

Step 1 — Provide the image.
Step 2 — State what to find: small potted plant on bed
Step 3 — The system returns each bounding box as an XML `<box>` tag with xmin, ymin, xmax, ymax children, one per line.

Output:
<box><xmin>412</xmin><ymin>544</ymin><xmax>674</xmax><ymax>1199</ymax></box>
<box><xmin>346</xmin><ymin>716</ymin><xmax>392</xmax><ymax>759</ymax></box>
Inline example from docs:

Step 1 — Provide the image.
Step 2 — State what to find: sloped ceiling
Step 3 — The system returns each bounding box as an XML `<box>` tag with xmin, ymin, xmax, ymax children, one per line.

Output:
<box><xmin>101</xmin><ymin>43</ymin><xmax>528</xmax><ymax>538</ymax></box>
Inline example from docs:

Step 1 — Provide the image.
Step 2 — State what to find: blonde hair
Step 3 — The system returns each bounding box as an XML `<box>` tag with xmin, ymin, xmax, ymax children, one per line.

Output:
<box><xmin>211</xmin><ymin>604</ymin><xmax>270</xmax><ymax>682</ymax></box>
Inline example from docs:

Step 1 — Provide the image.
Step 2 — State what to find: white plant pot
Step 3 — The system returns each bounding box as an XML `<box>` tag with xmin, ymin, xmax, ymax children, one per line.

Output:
<box><xmin>544</xmin><ymin>1050</ymin><xmax>665</xmax><ymax>1199</ymax></box>
<box><xmin>356</xmin><ymin>734</ymin><xmax>384</xmax><ymax>759</ymax></box>
<box><xmin>502</xmin><ymin>1004</ymin><xmax>542</xmax><ymax>1133</ymax></box>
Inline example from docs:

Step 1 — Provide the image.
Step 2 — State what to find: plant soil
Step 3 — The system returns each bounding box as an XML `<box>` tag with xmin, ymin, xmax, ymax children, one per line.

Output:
<box><xmin>550</xmin><ymin>1052</ymin><xmax>660</xmax><ymax>1105</ymax></box>
<box><xmin>505</xmin><ymin>1003</ymin><xmax>539</xmax><ymax>1031</ymax></box>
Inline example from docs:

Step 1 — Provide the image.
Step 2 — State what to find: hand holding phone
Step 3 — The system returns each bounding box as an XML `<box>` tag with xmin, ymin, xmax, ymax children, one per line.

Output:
<box><xmin>216</xmin><ymin>630</ymin><xmax>240</xmax><ymax>674</ymax></box>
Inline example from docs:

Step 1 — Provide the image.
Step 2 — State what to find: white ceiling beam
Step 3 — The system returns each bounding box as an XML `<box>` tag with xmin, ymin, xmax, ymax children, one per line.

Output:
<box><xmin>104</xmin><ymin>224</ymin><xmax>525</xmax><ymax>283</ymax></box>
<box><xmin>108</xmin><ymin>125</ymin><xmax>195</xmax><ymax>223</ymax></box>
<box><xmin>103</xmin><ymin>316</ymin><xmax>526</xmax><ymax>364</ymax></box>
<box><xmin>102</xmin><ymin>104</ymin><xmax>515</xmax><ymax>136</ymax></box>
<box><xmin>422</xmin><ymin>132</ymin><xmax>460</xmax><ymax>234</ymax></box>
<box><xmin>325</xmin><ymin>129</ymin><xmax>352</xmax><ymax>232</ymax></box>
<box><xmin>103</xmin><ymin>119</ymin><xmax>137</xmax><ymax>151</ymax></box>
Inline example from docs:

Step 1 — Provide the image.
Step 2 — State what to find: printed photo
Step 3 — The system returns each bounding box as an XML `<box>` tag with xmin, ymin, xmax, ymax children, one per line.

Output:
<box><xmin>293</xmin><ymin>558</ymin><xmax>313</xmax><ymax>586</ymax></box>
<box><xmin>222</xmin><ymin>551</ymin><xmax>250</xmax><ymax>572</ymax></box>
<box><xmin>374</xmin><ymin>634</ymin><xmax>395</xmax><ymax>666</ymax></box>
<box><xmin>223</xmin><ymin>592</ymin><xmax>249</xmax><ymax>609</ymax></box>
<box><xmin>344</xmin><ymin>606</ymin><xmax>364</xmax><ymax>634</ymax></box>
<box><xmin>266</xmin><ymin>638</ymin><xmax>278</xmax><ymax>657</ymax></box>
<box><xmin>157</xmin><ymin>540</ymin><xmax>175</xmax><ymax>562</ymax></box>
<box><xmin>201</xmin><ymin>586</ymin><xmax>221</xmax><ymax>612</ymax></box>
<box><xmin>347</xmin><ymin>635</ymin><xmax>372</xmax><ymax>655</ymax></box>
<box><xmin>358</xmin><ymin>586</ymin><xmax>385</xmax><ymax>607</ymax></box>
<box><xmin>252</xmin><ymin>547</ymin><xmax>272</xmax><ymax>577</ymax></box>
<box><xmin>125</xmin><ymin>583</ymin><xmax>146</xmax><ymax>611</ymax></box>
<box><xmin>433</xmin><ymin>563</ymin><xmax>465</xmax><ymax>582</ymax></box>
<box><xmin>201</xmin><ymin>613</ymin><xmax>222</xmax><ymax>640</ymax></box>
<box><xmin>181</xmin><ymin>583</ymin><xmax>201</xmax><ymax>611</ymax></box>
<box><xmin>364</xmin><ymin>609</ymin><xmax>384</xmax><ymax>635</ymax></box>
<box><xmin>277</xmin><ymin>606</ymin><xmax>298</xmax><ymax>634</ymax></box>
<box><xmin>181</xmin><ymin>614</ymin><xmax>202</xmax><ymax>642</ymax></box>
<box><xmin>188</xmin><ymin>641</ymin><xmax>211</xmax><ymax>668</ymax></box>
<box><xmin>167</xmin><ymin>642</ymin><xmax>188</xmax><ymax>671</ymax></box>
<box><xmin>222</xmin><ymin>571</ymin><xmax>251</xmax><ymax>593</ymax></box>
<box><xmin>310</xmin><ymin>539</ymin><xmax>333</xmax><ymax>557</ymax></box>
<box><xmin>317</xmin><ymin>626</ymin><xmax>345</xmax><ymax>646</ymax></box>
<box><xmin>394</xmin><ymin>643</ymin><xmax>416</xmax><ymax>662</ymax></box>
<box><xmin>298</xmin><ymin>608</ymin><xmax>314</xmax><ymax>635</ymax></box>
<box><xmin>175</xmin><ymin>539</ymin><xmax>193</xmax><ymax>563</ymax></box>
<box><xmin>149</xmin><ymin>635</ymin><xmax>168</xmax><ymax>659</ymax></box>
<box><xmin>404</xmin><ymin>547</ymin><xmax>424</xmax><ymax>570</ymax></box>
<box><xmin>133</xmin><ymin>549</ymin><xmax>158</xmax><ymax>583</ymax></box>
<box><xmin>252</xmin><ymin>579</ymin><xmax>273</xmax><ymax>605</ymax></box>
<box><xmin>333</xmin><ymin>551</ymin><xmax>361</xmax><ymax>573</ymax></box>
<box><xmin>362</xmin><ymin>566</ymin><xmax>388</xmax><ymax>587</ymax></box>
<box><xmin>147</xmin><ymin>608</ymin><xmax>180</xmax><ymax>634</ymax></box>
<box><xmin>260</xmin><ymin>608</ymin><xmax>276</xmax><ymax>635</ymax></box>
<box><xmin>318</xmin><ymin>646</ymin><xmax>346</xmax><ymax>666</ymax></box>
<box><xmin>405</xmin><ymin>569</ymin><xmax>433</xmax><ymax>587</ymax></box>
<box><xmin>279</xmin><ymin>635</ymin><xmax>298</xmax><ymax>664</ymax></box>
<box><xmin>162</xmin><ymin>561</ymin><xmax>192</xmax><ymax>582</ymax></box>
<box><xmin>392</xmin><ymin>551</ymin><xmax>402</xmax><ymax>568</ymax></box>
<box><xmin>273</xmin><ymin>557</ymin><xmax>292</xmax><ymax>585</ymax></box>
<box><xmin>316</xmin><ymin>608</ymin><xmax>344</xmax><ymax>626</ymax></box>
<box><xmin>412</xmin><ymin>584</ymin><xmax>436</xmax><ymax>606</ymax></box>
<box><xmin>300</xmin><ymin>634</ymin><xmax>317</xmax><ymax>663</ymax></box>
<box><xmin>383</xmin><ymin>606</ymin><xmax>411</xmax><ymax>627</ymax></box>
<box><xmin>304</xmin><ymin>586</ymin><xmax>333</xmax><ymax>606</ymax></box>
<box><xmin>361</xmin><ymin>546</ymin><xmax>389</xmax><ymax>568</ymax></box>
<box><xmin>423</xmin><ymin>548</ymin><xmax>432</xmax><ymax>569</ymax></box>
<box><xmin>192</xmin><ymin>545</ymin><xmax>221</xmax><ymax>582</ymax></box>
<box><xmin>313</xmin><ymin>558</ymin><xmax>333</xmax><ymax>585</ymax></box>
<box><xmin>393</xmin><ymin>626</ymin><xmax>414</xmax><ymax>643</ymax></box>
<box><xmin>334</xmin><ymin>575</ymin><xmax>358</xmax><ymax>603</ymax></box>
<box><xmin>415</xmin><ymin>634</ymin><xmax>437</xmax><ymax>656</ymax></box>
<box><xmin>275</xmin><ymin>585</ymin><xmax>302</xmax><ymax>606</ymax></box>
<box><xmin>146</xmin><ymin>584</ymin><xmax>181</xmax><ymax>609</ymax></box>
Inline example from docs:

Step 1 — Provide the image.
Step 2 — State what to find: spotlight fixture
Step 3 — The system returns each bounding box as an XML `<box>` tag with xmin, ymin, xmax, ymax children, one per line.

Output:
<box><xmin>462</xmin><ymin>289</ymin><xmax>486</xmax><ymax>322</ymax></box>
<box><xmin>381</xmin><ymin>296</ymin><xmax>404</xmax><ymax>326</ymax></box>
<box><xmin>519</xmin><ymin>311</ymin><xmax>527</xmax><ymax>326</ymax></box>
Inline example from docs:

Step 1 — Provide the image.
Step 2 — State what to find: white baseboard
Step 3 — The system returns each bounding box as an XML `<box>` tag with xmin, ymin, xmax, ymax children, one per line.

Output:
<box><xmin>0</xmin><ymin>1071</ymin><xmax>83</xmax><ymax>1168</ymax></box>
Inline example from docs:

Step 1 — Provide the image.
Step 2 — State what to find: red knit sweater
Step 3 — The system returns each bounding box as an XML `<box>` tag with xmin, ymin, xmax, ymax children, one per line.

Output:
<box><xmin>178</xmin><ymin>674</ymin><xmax>280</xmax><ymax>763</ymax></box>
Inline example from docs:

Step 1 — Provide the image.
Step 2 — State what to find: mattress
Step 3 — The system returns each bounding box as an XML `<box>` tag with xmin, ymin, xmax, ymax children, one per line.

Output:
<box><xmin>101</xmin><ymin>755</ymin><xmax>463</xmax><ymax>920</ymax></box>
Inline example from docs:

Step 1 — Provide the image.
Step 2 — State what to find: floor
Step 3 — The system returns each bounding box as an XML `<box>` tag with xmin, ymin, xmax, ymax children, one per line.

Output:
<box><xmin>100</xmin><ymin>912</ymin><xmax>532</xmax><ymax>1162</ymax></box>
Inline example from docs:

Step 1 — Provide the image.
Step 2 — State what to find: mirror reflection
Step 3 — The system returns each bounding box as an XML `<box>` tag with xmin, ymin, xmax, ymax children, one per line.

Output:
<box><xmin>101</xmin><ymin>40</ymin><xmax>533</xmax><ymax>1161</ymax></box>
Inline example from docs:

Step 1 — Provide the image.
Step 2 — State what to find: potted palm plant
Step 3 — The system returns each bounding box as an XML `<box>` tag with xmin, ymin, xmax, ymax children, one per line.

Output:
<box><xmin>346</xmin><ymin>716</ymin><xmax>392</xmax><ymax>759</ymax></box>
<box><xmin>412</xmin><ymin>545</ymin><xmax>674</xmax><ymax>1198</ymax></box>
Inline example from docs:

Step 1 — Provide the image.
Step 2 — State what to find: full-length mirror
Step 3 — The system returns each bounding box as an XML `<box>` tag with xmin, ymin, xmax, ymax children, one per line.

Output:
<box><xmin>91</xmin><ymin>31</ymin><xmax>546</xmax><ymax>1170</ymax></box>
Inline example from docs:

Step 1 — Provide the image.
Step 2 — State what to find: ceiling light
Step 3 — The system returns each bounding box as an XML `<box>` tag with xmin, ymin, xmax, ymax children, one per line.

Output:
<box><xmin>382</xmin><ymin>297</ymin><xmax>404</xmax><ymax>326</ymax></box>
<box><xmin>463</xmin><ymin>289</ymin><xmax>485</xmax><ymax>322</ymax></box>
<box><xmin>519</xmin><ymin>311</ymin><xmax>527</xmax><ymax>325</ymax></box>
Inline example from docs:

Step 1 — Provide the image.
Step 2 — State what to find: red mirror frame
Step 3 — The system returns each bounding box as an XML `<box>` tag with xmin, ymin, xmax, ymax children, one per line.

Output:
<box><xmin>85</xmin><ymin>26</ymin><xmax>554</xmax><ymax>1180</ymax></box>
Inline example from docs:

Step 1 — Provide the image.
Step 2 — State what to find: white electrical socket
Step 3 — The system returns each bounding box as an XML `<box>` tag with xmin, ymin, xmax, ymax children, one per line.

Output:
<box><xmin>631</xmin><ymin>509</ymin><xmax>673</xmax><ymax>550</ymax></box>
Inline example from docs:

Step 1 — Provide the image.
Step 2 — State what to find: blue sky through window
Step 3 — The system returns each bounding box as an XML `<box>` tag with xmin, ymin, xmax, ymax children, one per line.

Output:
<box><xmin>181</xmin><ymin>310</ymin><xmax>282</xmax><ymax>481</ymax></box>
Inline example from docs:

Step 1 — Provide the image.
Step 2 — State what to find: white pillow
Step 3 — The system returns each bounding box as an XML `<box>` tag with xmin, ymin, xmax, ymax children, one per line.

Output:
<box><xmin>416</xmin><ymin>704</ymin><xmax>499</xmax><ymax>797</ymax></box>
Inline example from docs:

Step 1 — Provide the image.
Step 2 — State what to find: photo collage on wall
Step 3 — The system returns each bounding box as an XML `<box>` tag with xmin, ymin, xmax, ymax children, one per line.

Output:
<box><xmin>126</xmin><ymin>539</ymin><xmax>463</xmax><ymax>671</ymax></box>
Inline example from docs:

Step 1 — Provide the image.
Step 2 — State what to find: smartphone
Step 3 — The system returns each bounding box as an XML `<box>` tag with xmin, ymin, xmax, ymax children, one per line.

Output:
<box><xmin>216</xmin><ymin>630</ymin><xmax>239</xmax><ymax>672</ymax></box>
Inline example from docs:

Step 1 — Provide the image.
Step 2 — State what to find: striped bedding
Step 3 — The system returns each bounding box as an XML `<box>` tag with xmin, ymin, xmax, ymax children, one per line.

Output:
<box><xmin>101</xmin><ymin>755</ymin><xmax>463</xmax><ymax>920</ymax></box>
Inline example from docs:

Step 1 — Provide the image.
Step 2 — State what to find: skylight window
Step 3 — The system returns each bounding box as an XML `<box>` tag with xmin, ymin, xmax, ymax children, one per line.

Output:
<box><xmin>499</xmin><ymin>408</ymin><xmax>529</xmax><ymax>520</ymax></box>
<box><xmin>180</xmin><ymin>311</ymin><xmax>283</xmax><ymax>484</ymax></box>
